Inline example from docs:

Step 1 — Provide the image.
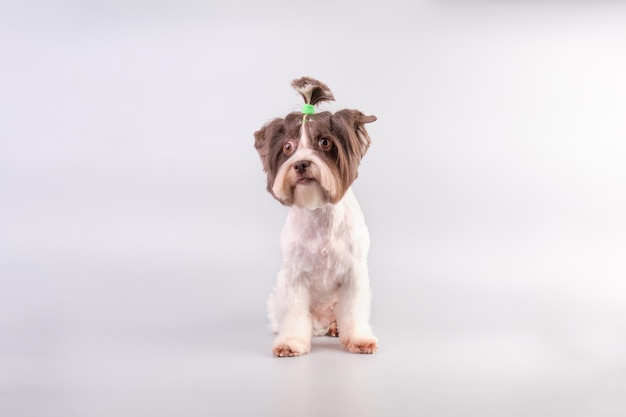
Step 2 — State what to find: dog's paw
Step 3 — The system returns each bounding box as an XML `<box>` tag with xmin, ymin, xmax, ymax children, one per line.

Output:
<box><xmin>326</xmin><ymin>321</ymin><xmax>339</xmax><ymax>337</ymax></box>
<box><xmin>272</xmin><ymin>339</ymin><xmax>310</xmax><ymax>357</ymax></box>
<box><xmin>341</xmin><ymin>337</ymin><xmax>378</xmax><ymax>354</ymax></box>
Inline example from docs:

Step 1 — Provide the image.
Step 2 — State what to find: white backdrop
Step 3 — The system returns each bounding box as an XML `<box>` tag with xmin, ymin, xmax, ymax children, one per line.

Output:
<box><xmin>2</xmin><ymin>1</ymin><xmax>625</xmax><ymax>416</ymax></box>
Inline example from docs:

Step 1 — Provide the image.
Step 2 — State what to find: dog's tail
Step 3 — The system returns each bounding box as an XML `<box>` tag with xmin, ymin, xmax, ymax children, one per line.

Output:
<box><xmin>291</xmin><ymin>77</ymin><xmax>335</xmax><ymax>109</ymax></box>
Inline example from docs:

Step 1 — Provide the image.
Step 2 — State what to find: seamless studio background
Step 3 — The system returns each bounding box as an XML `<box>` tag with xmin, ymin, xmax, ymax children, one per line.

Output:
<box><xmin>1</xmin><ymin>1</ymin><xmax>626</xmax><ymax>416</ymax></box>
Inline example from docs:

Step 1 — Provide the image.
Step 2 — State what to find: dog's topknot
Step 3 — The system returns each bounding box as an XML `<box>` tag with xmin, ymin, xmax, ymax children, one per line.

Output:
<box><xmin>291</xmin><ymin>77</ymin><xmax>335</xmax><ymax>107</ymax></box>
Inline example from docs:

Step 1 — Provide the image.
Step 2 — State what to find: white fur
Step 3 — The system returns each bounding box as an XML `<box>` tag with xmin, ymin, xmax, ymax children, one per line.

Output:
<box><xmin>267</xmin><ymin>188</ymin><xmax>378</xmax><ymax>356</ymax></box>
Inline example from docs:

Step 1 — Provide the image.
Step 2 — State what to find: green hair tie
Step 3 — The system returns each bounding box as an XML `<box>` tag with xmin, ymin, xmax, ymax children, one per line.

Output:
<box><xmin>302</xmin><ymin>104</ymin><xmax>315</xmax><ymax>115</ymax></box>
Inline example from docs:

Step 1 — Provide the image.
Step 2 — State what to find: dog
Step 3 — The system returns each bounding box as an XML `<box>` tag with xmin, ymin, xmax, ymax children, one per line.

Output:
<box><xmin>254</xmin><ymin>77</ymin><xmax>378</xmax><ymax>357</ymax></box>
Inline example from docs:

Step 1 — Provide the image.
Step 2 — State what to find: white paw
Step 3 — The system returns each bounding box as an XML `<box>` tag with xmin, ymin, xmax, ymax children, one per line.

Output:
<box><xmin>272</xmin><ymin>338</ymin><xmax>310</xmax><ymax>357</ymax></box>
<box><xmin>340</xmin><ymin>336</ymin><xmax>378</xmax><ymax>354</ymax></box>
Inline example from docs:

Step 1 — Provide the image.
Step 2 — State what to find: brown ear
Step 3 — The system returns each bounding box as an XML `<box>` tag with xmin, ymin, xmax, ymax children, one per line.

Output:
<box><xmin>254</xmin><ymin>118</ymin><xmax>284</xmax><ymax>172</ymax></box>
<box><xmin>254</xmin><ymin>126</ymin><xmax>268</xmax><ymax>158</ymax></box>
<box><xmin>331</xmin><ymin>109</ymin><xmax>377</xmax><ymax>158</ymax></box>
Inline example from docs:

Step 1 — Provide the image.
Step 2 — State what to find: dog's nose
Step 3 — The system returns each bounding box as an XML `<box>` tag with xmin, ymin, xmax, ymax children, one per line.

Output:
<box><xmin>294</xmin><ymin>160</ymin><xmax>311</xmax><ymax>174</ymax></box>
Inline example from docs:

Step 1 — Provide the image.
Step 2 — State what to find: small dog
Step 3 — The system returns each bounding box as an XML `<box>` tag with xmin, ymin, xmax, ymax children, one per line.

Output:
<box><xmin>254</xmin><ymin>77</ymin><xmax>378</xmax><ymax>357</ymax></box>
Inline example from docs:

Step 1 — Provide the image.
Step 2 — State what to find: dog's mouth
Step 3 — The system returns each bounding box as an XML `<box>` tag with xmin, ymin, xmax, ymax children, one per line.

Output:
<box><xmin>296</xmin><ymin>177</ymin><xmax>316</xmax><ymax>185</ymax></box>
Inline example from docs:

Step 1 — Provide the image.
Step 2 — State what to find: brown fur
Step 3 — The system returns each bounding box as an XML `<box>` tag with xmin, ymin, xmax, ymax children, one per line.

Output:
<box><xmin>291</xmin><ymin>77</ymin><xmax>335</xmax><ymax>105</ymax></box>
<box><xmin>254</xmin><ymin>110</ymin><xmax>376</xmax><ymax>205</ymax></box>
<box><xmin>326</xmin><ymin>321</ymin><xmax>339</xmax><ymax>337</ymax></box>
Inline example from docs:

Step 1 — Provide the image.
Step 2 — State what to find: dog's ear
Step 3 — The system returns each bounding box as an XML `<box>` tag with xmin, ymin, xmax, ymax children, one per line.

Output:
<box><xmin>254</xmin><ymin>118</ymin><xmax>285</xmax><ymax>173</ymax></box>
<box><xmin>253</xmin><ymin>125</ymin><xmax>268</xmax><ymax>160</ymax></box>
<box><xmin>331</xmin><ymin>109</ymin><xmax>377</xmax><ymax>159</ymax></box>
<box><xmin>254</xmin><ymin>119</ymin><xmax>285</xmax><ymax>156</ymax></box>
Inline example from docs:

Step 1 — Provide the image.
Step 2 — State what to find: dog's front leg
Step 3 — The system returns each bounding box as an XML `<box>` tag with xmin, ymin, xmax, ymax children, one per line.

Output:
<box><xmin>271</xmin><ymin>274</ymin><xmax>312</xmax><ymax>357</ymax></box>
<box><xmin>336</xmin><ymin>266</ymin><xmax>378</xmax><ymax>354</ymax></box>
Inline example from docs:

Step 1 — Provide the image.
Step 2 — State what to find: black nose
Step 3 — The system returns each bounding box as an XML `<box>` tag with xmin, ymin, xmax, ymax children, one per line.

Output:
<box><xmin>294</xmin><ymin>160</ymin><xmax>311</xmax><ymax>174</ymax></box>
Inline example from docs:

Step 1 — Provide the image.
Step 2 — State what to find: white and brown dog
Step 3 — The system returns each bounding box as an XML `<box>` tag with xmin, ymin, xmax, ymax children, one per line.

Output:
<box><xmin>254</xmin><ymin>77</ymin><xmax>378</xmax><ymax>357</ymax></box>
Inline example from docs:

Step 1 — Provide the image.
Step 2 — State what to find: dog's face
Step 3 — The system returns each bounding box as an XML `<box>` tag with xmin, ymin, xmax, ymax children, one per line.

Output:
<box><xmin>254</xmin><ymin>110</ymin><xmax>376</xmax><ymax>209</ymax></box>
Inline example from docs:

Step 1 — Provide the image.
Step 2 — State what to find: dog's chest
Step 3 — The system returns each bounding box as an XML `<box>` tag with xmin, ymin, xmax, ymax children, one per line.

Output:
<box><xmin>298</xmin><ymin>228</ymin><xmax>350</xmax><ymax>277</ymax></box>
<box><xmin>283</xmin><ymin>210</ymin><xmax>359</xmax><ymax>281</ymax></box>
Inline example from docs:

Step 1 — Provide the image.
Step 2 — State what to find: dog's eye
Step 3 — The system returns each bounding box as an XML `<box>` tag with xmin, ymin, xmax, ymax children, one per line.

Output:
<box><xmin>283</xmin><ymin>141</ymin><xmax>295</xmax><ymax>155</ymax></box>
<box><xmin>318</xmin><ymin>138</ymin><xmax>332</xmax><ymax>151</ymax></box>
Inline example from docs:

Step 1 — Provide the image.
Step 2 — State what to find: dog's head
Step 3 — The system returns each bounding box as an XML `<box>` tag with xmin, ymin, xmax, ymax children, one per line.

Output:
<box><xmin>254</xmin><ymin>77</ymin><xmax>376</xmax><ymax>209</ymax></box>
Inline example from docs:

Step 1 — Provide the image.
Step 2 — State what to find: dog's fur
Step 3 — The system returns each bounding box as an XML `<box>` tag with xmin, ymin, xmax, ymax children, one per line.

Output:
<box><xmin>254</xmin><ymin>77</ymin><xmax>378</xmax><ymax>357</ymax></box>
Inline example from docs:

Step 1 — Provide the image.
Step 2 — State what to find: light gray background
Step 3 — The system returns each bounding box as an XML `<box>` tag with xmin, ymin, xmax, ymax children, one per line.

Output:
<box><xmin>2</xmin><ymin>1</ymin><xmax>626</xmax><ymax>416</ymax></box>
